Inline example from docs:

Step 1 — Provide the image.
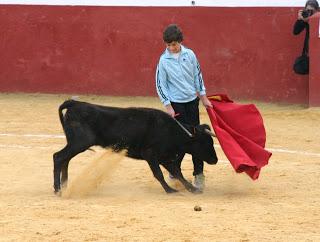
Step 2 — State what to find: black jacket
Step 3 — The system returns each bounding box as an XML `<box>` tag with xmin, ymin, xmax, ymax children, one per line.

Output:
<box><xmin>293</xmin><ymin>19</ymin><xmax>309</xmax><ymax>54</ymax></box>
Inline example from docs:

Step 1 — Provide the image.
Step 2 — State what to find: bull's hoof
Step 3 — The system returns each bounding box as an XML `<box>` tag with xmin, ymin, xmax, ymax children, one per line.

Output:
<box><xmin>61</xmin><ymin>182</ymin><xmax>68</xmax><ymax>189</ymax></box>
<box><xmin>54</xmin><ymin>190</ymin><xmax>62</xmax><ymax>196</ymax></box>
<box><xmin>54</xmin><ymin>186</ymin><xmax>61</xmax><ymax>196</ymax></box>
<box><xmin>165</xmin><ymin>188</ymin><xmax>179</xmax><ymax>193</ymax></box>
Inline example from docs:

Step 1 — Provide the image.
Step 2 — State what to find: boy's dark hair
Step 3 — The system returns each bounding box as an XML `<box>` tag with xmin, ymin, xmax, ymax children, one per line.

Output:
<box><xmin>305</xmin><ymin>0</ymin><xmax>319</xmax><ymax>10</ymax></box>
<box><xmin>163</xmin><ymin>24</ymin><xmax>183</xmax><ymax>43</ymax></box>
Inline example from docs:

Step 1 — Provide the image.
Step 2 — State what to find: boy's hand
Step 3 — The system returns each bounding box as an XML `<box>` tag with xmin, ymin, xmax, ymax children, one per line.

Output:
<box><xmin>165</xmin><ymin>104</ymin><xmax>176</xmax><ymax>117</ymax></box>
<box><xmin>200</xmin><ymin>95</ymin><xmax>213</xmax><ymax>108</ymax></box>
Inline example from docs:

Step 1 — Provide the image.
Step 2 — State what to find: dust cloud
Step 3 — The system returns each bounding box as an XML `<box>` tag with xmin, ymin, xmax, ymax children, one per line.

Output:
<box><xmin>62</xmin><ymin>150</ymin><xmax>124</xmax><ymax>198</ymax></box>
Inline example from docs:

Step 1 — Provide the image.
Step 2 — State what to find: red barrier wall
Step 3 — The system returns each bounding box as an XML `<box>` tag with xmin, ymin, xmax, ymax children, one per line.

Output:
<box><xmin>309</xmin><ymin>16</ymin><xmax>320</xmax><ymax>106</ymax></box>
<box><xmin>0</xmin><ymin>5</ymin><xmax>310</xmax><ymax>103</ymax></box>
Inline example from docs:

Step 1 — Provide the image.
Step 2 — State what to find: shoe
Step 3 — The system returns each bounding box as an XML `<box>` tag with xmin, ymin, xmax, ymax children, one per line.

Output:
<box><xmin>194</xmin><ymin>173</ymin><xmax>205</xmax><ymax>191</ymax></box>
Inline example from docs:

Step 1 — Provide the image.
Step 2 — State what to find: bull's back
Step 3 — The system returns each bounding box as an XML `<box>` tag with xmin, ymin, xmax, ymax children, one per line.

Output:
<box><xmin>95</xmin><ymin>107</ymin><xmax>169</xmax><ymax>145</ymax></box>
<box><xmin>63</xmin><ymin>101</ymin><xmax>174</xmax><ymax>148</ymax></box>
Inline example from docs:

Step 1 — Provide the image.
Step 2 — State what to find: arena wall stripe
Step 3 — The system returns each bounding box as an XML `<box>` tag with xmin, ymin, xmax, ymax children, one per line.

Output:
<box><xmin>1</xmin><ymin>132</ymin><xmax>320</xmax><ymax>157</ymax></box>
<box><xmin>309</xmin><ymin>16</ymin><xmax>320</xmax><ymax>106</ymax></box>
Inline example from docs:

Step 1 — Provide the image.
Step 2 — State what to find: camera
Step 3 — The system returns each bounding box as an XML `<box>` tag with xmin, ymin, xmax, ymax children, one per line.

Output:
<box><xmin>302</xmin><ymin>9</ymin><xmax>313</xmax><ymax>18</ymax></box>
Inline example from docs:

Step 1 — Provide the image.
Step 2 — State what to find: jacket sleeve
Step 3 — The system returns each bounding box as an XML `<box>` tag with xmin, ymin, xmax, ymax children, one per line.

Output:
<box><xmin>155</xmin><ymin>60</ymin><xmax>171</xmax><ymax>106</ymax></box>
<box><xmin>191</xmin><ymin>52</ymin><xmax>206</xmax><ymax>96</ymax></box>
<box><xmin>293</xmin><ymin>20</ymin><xmax>306</xmax><ymax>35</ymax></box>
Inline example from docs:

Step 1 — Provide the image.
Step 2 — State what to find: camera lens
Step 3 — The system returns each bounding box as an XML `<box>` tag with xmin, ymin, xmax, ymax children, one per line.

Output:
<box><xmin>302</xmin><ymin>10</ymin><xmax>309</xmax><ymax>18</ymax></box>
<box><xmin>302</xmin><ymin>9</ymin><xmax>314</xmax><ymax>18</ymax></box>
<box><xmin>307</xmin><ymin>9</ymin><xmax>314</xmax><ymax>16</ymax></box>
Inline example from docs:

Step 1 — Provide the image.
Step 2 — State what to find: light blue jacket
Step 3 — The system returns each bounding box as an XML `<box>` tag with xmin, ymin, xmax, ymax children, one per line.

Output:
<box><xmin>156</xmin><ymin>45</ymin><xmax>206</xmax><ymax>106</ymax></box>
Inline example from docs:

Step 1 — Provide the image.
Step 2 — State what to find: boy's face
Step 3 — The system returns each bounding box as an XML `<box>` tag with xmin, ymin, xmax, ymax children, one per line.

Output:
<box><xmin>166</xmin><ymin>41</ymin><xmax>181</xmax><ymax>54</ymax></box>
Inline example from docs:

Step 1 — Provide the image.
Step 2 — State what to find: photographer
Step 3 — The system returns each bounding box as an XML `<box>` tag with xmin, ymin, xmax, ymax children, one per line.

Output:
<box><xmin>293</xmin><ymin>0</ymin><xmax>319</xmax><ymax>74</ymax></box>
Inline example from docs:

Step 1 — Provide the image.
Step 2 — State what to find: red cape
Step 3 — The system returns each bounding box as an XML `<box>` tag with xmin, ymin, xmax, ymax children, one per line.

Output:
<box><xmin>206</xmin><ymin>94</ymin><xmax>272</xmax><ymax>180</ymax></box>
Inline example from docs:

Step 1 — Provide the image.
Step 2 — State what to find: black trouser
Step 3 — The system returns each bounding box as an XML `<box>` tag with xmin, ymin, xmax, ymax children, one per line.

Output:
<box><xmin>171</xmin><ymin>97</ymin><xmax>203</xmax><ymax>176</ymax></box>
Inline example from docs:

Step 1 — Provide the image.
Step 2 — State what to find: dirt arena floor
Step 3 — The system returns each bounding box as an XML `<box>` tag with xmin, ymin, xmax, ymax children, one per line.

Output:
<box><xmin>0</xmin><ymin>93</ymin><xmax>319</xmax><ymax>242</ymax></box>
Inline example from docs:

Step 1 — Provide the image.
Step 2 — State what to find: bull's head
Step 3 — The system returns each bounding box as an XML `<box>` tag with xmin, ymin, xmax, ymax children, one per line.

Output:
<box><xmin>188</xmin><ymin>124</ymin><xmax>218</xmax><ymax>165</ymax></box>
<box><xmin>173</xmin><ymin>118</ymin><xmax>218</xmax><ymax>164</ymax></box>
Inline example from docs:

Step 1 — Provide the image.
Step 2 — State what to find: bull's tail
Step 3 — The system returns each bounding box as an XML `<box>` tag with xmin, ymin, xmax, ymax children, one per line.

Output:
<box><xmin>58</xmin><ymin>99</ymin><xmax>77</xmax><ymax>134</ymax></box>
<box><xmin>58</xmin><ymin>99</ymin><xmax>95</xmax><ymax>152</ymax></box>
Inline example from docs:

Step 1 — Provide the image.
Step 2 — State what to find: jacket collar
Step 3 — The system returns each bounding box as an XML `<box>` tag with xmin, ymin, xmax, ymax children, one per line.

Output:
<box><xmin>164</xmin><ymin>44</ymin><xmax>187</xmax><ymax>59</ymax></box>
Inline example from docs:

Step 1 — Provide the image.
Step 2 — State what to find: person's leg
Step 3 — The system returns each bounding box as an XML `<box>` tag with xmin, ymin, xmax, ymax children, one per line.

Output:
<box><xmin>186</xmin><ymin>98</ymin><xmax>206</xmax><ymax>191</ymax></box>
<box><xmin>168</xmin><ymin>102</ymin><xmax>188</xmax><ymax>179</ymax></box>
<box><xmin>171</xmin><ymin>102</ymin><xmax>188</xmax><ymax>123</ymax></box>
<box><xmin>192</xmin><ymin>160</ymin><xmax>204</xmax><ymax>176</ymax></box>
<box><xmin>186</xmin><ymin>97</ymin><xmax>200</xmax><ymax>126</ymax></box>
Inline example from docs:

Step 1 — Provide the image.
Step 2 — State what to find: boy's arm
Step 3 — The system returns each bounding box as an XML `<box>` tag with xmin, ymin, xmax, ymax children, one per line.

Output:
<box><xmin>164</xmin><ymin>104</ymin><xmax>175</xmax><ymax>117</ymax></box>
<box><xmin>155</xmin><ymin>61</ymin><xmax>171</xmax><ymax>106</ymax></box>
<box><xmin>199</xmin><ymin>95</ymin><xmax>212</xmax><ymax>108</ymax></box>
<box><xmin>192</xmin><ymin>54</ymin><xmax>206</xmax><ymax>96</ymax></box>
<box><xmin>156</xmin><ymin>62</ymin><xmax>176</xmax><ymax>117</ymax></box>
<box><xmin>191</xmin><ymin>53</ymin><xmax>212</xmax><ymax>108</ymax></box>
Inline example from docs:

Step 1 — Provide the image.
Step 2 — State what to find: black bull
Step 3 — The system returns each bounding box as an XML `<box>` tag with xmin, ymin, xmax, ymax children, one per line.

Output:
<box><xmin>53</xmin><ymin>100</ymin><xmax>218</xmax><ymax>194</ymax></box>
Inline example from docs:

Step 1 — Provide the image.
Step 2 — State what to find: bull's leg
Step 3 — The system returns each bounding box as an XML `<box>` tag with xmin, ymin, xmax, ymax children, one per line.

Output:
<box><xmin>161</xmin><ymin>161</ymin><xmax>201</xmax><ymax>194</ymax></box>
<box><xmin>53</xmin><ymin>149</ymin><xmax>66</xmax><ymax>193</ymax></box>
<box><xmin>141</xmin><ymin>148</ymin><xmax>177</xmax><ymax>193</ymax></box>
<box><xmin>61</xmin><ymin>160</ymin><xmax>70</xmax><ymax>189</ymax></box>
<box><xmin>146</xmin><ymin>160</ymin><xmax>178</xmax><ymax>193</ymax></box>
<box><xmin>53</xmin><ymin>143</ymin><xmax>90</xmax><ymax>194</ymax></box>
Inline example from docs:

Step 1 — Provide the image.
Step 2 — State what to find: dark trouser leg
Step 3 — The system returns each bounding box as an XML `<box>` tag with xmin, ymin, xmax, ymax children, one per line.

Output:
<box><xmin>185</xmin><ymin>97</ymin><xmax>200</xmax><ymax>126</ymax></box>
<box><xmin>192</xmin><ymin>158</ymin><xmax>204</xmax><ymax>176</ymax></box>
<box><xmin>172</xmin><ymin>98</ymin><xmax>204</xmax><ymax>176</ymax></box>
<box><xmin>171</xmin><ymin>102</ymin><xmax>188</xmax><ymax>124</ymax></box>
<box><xmin>187</xmin><ymin>98</ymin><xmax>204</xmax><ymax>176</ymax></box>
<box><xmin>171</xmin><ymin>101</ymin><xmax>191</xmax><ymax>174</ymax></box>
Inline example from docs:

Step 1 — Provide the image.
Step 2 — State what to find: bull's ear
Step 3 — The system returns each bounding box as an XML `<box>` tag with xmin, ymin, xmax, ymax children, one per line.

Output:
<box><xmin>204</xmin><ymin>129</ymin><xmax>216</xmax><ymax>137</ymax></box>
<box><xmin>196</xmin><ymin>124</ymin><xmax>216</xmax><ymax>137</ymax></box>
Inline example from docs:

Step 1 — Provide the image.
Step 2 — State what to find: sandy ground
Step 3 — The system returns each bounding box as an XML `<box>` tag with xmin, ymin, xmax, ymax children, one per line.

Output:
<box><xmin>0</xmin><ymin>93</ymin><xmax>319</xmax><ymax>242</ymax></box>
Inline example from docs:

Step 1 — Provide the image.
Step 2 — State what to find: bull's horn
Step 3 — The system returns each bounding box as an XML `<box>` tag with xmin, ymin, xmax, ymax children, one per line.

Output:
<box><xmin>204</xmin><ymin>129</ymin><xmax>216</xmax><ymax>137</ymax></box>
